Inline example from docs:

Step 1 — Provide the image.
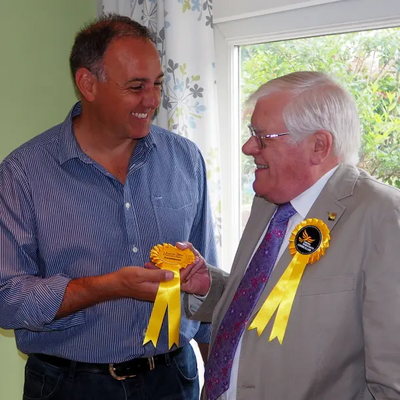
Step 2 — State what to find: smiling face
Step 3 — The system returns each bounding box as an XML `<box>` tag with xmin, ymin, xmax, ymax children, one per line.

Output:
<box><xmin>242</xmin><ymin>93</ymin><xmax>316</xmax><ymax>204</ymax></box>
<box><xmin>90</xmin><ymin>37</ymin><xmax>163</xmax><ymax>141</ymax></box>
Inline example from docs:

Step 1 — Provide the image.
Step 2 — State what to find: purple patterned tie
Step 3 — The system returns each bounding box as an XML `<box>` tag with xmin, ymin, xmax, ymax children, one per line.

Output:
<box><xmin>204</xmin><ymin>202</ymin><xmax>296</xmax><ymax>400</ymax></box>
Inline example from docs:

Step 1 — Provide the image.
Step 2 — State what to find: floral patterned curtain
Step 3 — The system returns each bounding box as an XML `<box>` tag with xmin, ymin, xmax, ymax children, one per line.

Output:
<box><xmin>101</xmin><ymin>0</ymin><xmax>221</xmax><ymax>253</ymax></box>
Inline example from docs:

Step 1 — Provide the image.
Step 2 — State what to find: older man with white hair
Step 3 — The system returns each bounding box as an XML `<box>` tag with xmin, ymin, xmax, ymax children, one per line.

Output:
<box><xmin>182</xmin><ymin>71</ymin><xmax>400</xmax><ymax>400</ymax></box>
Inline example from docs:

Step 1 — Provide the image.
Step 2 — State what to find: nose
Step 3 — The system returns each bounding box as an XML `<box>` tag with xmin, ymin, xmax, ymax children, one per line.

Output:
<box><xmin>242</xmin><ymin>136</ymin><xmax>260</xmax><ymax>156</ymax></box>
<box><xmin>142</xmin><ymin>88</ymin><xmax>160</xmax><ymax>109</ymax></box>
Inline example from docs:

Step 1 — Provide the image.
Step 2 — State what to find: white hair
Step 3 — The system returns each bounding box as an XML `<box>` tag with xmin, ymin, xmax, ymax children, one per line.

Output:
<box><xmin>247</xmin><ymin>71</ymin><xmax>361</xmax><ymax>164</ymax></box>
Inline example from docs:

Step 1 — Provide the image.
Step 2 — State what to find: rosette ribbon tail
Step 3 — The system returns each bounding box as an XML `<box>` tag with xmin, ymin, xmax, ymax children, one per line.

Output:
<box><xmin>143</xmin><ymin>264</ymin><xmax>182</xmax><ymax>349</ymax></box>
<box><xmin>248</xmin><ymin>254</ymin><xmax>309</xmax><ymax>343</ymax></box>
<box><xmin>167</xmin><ymin>266</ymin><xmax>181</xmax><ymax>349</ymax></box>
<box><xmin>269</xmin><ymin>253</ymin><xmax>309</xmax><ymax>343</ymax></box>
<box><xmin>248</xmin><ymin>261</ymin><xmax>294</xmax><ymax>336</ymax></box>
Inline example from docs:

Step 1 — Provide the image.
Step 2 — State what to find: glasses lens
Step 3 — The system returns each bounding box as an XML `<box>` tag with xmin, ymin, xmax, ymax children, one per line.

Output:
<box><xmin>249</xmin><ymin>125</ymin><xmax>267</xmax><ymax>148</ymax></box>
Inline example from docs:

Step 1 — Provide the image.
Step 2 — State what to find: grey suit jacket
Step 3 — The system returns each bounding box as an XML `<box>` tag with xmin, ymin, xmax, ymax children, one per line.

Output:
<box><xmin>193</xmin><ymin>164</ymin><xmax>400</xmax><ymax>400</ymax></box>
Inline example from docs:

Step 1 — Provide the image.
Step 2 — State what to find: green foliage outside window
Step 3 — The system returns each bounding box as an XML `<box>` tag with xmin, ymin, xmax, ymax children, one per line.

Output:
<box><xmin>240</xmin><ymin>28</ymin><xmax>400</xmax><ymax>205</ymax></box>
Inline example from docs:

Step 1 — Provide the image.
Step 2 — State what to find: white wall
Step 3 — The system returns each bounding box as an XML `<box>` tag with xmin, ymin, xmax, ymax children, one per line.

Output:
<box><xmin>214</xmin><ymin>0</ymin><xmax>341</xmax><ymax>23</ymax></box>
<box><xmin>215</xmin><ymin>0</ymin><xmax>400</xmax><ymax>42</ymax></box>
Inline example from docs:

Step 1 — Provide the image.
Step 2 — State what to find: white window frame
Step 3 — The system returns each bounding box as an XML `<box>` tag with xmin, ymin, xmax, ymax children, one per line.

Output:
<box><xmin>215</xmin><ymin>0</ymin><xmax>400</xmax><ymax>270</ymax></box>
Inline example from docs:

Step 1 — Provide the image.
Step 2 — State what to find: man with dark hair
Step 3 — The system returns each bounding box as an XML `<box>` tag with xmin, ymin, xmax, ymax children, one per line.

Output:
<box><xmin>0</xmin><ymin>14</ymin><xmax>217</xmax><ymax>400</ymax></box>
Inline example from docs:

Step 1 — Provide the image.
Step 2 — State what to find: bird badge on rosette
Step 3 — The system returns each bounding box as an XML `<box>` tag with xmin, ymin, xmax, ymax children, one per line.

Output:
<box><xmin>248</xmin><ymin>218</ymin><xmax>330</xmax><ymax>343</ymax></box>
<box><xmin>143</xmin><ymin>243</ymin><xmax>195</xmax><ymax>350</ymax></box>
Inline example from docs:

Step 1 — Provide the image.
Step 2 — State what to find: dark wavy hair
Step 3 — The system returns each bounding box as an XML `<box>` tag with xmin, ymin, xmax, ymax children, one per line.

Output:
<box><xmin>69</xmin><ymin>14</ymin><xmax>153</xmax><ymax>83</ymax></box>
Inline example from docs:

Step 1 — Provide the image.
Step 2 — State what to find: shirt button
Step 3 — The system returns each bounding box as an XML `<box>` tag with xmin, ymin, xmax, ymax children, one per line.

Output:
<box><xmin>125</xmin><ymin>202</ymin><xmax>131</xmax><ymax>209</ymax></box>
<box><xmin>132</xmin><ymin>246</ymin><xmax>138</xmax><ymax>253</ymax></box>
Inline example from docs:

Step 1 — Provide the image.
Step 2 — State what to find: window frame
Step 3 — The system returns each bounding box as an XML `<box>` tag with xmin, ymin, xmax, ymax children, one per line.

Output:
<box><xmin>214</xmin><ymin>0</ymin><xmax>400</xmax><ymax>270</ymax></box>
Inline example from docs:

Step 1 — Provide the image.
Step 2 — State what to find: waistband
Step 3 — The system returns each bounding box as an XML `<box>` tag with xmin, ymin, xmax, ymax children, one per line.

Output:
<box><xmin>32</xmin><ymin>347</ymin><xmax>183</xmax><ymax>381</ymax></box>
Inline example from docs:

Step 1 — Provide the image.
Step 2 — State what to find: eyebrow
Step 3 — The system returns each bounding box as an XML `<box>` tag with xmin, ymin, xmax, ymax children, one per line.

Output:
<box><xmin>125</xmin><ymin>73</ymin><xmax>164</xmax><ymax>84</ymax></box>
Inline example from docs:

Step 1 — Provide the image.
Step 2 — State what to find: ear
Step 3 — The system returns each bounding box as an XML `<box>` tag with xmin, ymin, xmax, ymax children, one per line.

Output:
<box><xmin>310</xmin><ymin>130</ymin><xmax>333</xmax><ymax>165</ymax></box>
<box><xmin>75</xmin><ymin>68</ymin><xmax>97</xmax><ymax>102</ymax></box>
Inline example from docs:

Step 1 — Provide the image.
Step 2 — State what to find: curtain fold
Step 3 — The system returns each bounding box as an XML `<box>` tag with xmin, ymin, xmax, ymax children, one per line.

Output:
<box><xmin>101</xmin><ymin>0</ymin><xmax>222</xmax><ymax>252</ymax></box>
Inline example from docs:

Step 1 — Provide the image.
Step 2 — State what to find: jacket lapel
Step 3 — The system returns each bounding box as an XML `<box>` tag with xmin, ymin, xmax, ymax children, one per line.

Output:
<box><xmin>213</xmin><ymin>196</ymin><xmax>277</xmax><ymax>331</ymax></box>
<box><xmin>249</xmin><ymin>164</ymin><xmax>359</xmax><ymax>319</ymax></box>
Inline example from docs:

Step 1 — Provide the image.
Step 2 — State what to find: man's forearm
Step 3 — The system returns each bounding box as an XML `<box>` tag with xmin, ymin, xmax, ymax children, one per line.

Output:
<box><xmin>55</xmin><ymin>272</ymin><xmax>120</xmax><ymax>319</ymax></box>
<box><xmin>55</xmin><ymin>266</ymin><xmax>172</xmax><ymax>319</ymax></box>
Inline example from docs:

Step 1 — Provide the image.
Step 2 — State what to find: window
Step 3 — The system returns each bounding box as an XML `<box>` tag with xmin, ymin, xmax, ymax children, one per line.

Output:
<box><xmin>240</xmin><ymin>27</ymin><xmax>400</xmax><ymax>231</ymax></box>
<box><xmin>214</xmin><ymin>0</ymin><xmax>400</xmax><ymax>270</ymax></box>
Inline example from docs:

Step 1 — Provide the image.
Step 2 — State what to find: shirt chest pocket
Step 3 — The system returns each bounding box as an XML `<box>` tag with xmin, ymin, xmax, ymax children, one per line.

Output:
<box><xmin>151</xmin><ymin>194</ymin><xmax>196</xmax><ymax>242</ymax></box>
<box><xmin>299</xmin><ymin>273</ymin><xmax>355</xmax><ymax>296</ymax></box>
<box><xmin>151</xmin><ymin>193</ymin><xmax>193</xmax><ymax>210</ymax></box>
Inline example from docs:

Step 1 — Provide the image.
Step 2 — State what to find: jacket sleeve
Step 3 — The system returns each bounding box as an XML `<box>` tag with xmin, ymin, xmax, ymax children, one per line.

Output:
<box><xmin>184</xmin><ymin>266</ymin><xmax>229</xmax><ymax>323</ymax></box>
<box><xmin>0</xmin><ymin>158</ymin><xmax>81</xmax><ymax>332</ymax></box>
<box><xmin>363</xmin><ymin>204</ymin><xmax>400</xmax><ymax>398</ymax></box>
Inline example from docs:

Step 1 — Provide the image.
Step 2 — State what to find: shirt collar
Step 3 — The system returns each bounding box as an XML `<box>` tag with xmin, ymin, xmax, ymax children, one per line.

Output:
<box><xmin>291</xmin><ymin>165</ymin><xmax>339</xmax><ymax>219</ymax></box>
<box><xmin>58</xmin><ymin>102</ymin><xmax>91</xmax><ymax>165</ymax></box>
<box><xmin>142</xmin><ymin>127</ymin><xmax>156</xmax><ymax>149</ymax></box>
<box><xmin>57</xmin><ymin>102</ymin><xmax>157</xmax><ymax>165</ymax></box>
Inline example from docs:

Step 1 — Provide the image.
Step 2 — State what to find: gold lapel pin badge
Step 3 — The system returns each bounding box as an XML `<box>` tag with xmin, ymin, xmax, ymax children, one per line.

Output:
<box><xmin>328</xmin><ymin>212</ymin><xmax>336</xmax><ymax>221</ymax></box>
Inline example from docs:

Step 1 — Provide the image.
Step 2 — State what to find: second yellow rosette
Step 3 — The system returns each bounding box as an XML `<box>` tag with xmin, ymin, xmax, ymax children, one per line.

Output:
<box><xmin>248</xmin><ymin>218</ymin><xmax>330</xmax><ymax>344</ymax></box>
<box><xmin>143</xmin><ymin>243</ymin><xmax>195</xmax><ymax>349</ymax></box>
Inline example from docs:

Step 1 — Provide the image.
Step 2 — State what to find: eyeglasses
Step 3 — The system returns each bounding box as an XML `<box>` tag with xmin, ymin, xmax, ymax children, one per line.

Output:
<box><xmin>247</xmin><ymin>124</ymin><xmax>290</xmax><ymax>149</ymax></box>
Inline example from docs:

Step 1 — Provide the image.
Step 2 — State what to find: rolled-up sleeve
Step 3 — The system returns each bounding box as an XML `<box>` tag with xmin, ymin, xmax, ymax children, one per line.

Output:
<box><xmin>0</xmin><ymin>158</ymin><xmax>77</xmax><ymax>331</ymax></box>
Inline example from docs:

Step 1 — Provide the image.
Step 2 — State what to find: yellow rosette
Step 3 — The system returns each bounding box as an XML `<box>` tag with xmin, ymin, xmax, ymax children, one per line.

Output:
<box><xmin>248</xmin><ymin>218</ymin><xmax>330</xmax><ymax>344</ymax></box>
<box><xmin>143</xmin><ymin>243</ymin><xmax>195</xmax><ymax>349</ymax></box>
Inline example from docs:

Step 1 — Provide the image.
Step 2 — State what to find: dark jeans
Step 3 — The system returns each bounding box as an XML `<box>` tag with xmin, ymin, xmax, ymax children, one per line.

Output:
<box><xmin>23</xmin><ymin>344</ymin><xmax>199</xmax><ymax>400</ymax></box>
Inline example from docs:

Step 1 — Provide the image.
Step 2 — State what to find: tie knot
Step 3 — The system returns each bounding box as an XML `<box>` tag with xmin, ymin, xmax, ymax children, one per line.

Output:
<box><xmin>274</xmin><ymin>202</ymin><xmax>297</xmax><ymax>222</ymax></box>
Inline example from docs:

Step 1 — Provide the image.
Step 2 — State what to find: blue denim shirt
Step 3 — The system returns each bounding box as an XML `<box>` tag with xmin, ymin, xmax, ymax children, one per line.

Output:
<box><xmin>0</xmin><ymin>103</ymin><xmax>218</xmax><ymax>362</ymax></box>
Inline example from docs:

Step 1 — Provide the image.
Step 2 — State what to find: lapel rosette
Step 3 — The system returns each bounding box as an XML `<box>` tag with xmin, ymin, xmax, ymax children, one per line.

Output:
<box><xmin>248</xmin><ymin>218</ymin><xmax>330</xmax><ymax>344</ymax></box>
<box><xmin>143</xmin><ymin>243</ymin><xmax>195</xmax><ymax>349</ymax></box>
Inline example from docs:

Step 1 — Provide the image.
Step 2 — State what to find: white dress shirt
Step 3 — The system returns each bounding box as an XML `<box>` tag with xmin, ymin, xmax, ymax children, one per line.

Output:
<box><xmin>225</xmin><ymin>166</ymin><xmax>338</xmax><ymax>400</ymax></box>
